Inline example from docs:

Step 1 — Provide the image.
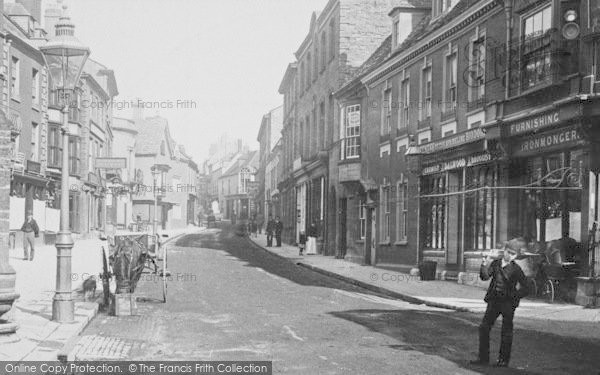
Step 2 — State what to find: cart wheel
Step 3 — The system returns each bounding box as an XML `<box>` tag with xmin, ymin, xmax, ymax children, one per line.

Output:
<box><xmin>162</xmin><ymin>242</ymin><xmax>168</xmax><ymax>303</ymax></box>
<box><xmin>101</xmin><ymin>247</ymin><xmax>111</xmax><ymax>308</ymax></box>
<box><xmin>541</xmin><ymin>280</ymin><xmax>555</xmax><ymax>303</ymax></box>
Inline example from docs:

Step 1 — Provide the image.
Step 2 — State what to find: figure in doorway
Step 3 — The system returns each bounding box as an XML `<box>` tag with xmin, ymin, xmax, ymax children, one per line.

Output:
<box><xmin>266</xmin><ymin>216</ymin><xmax>275</xmax><ymax>247</ymax></box>
<box><xmin>274</xmin><ymin>216</ymin><xmax>283</xmax><ymax>247</ymax></box>
<box><xmin>306</xmin><ymin>221</ymin><xmax>318</xmax><ymax>255</ymax></box>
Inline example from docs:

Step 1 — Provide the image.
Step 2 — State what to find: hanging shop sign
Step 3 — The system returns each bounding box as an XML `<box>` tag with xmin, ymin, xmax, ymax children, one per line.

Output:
<box><xmin>513</xmin><ymin>125</ymin><xmax>584</xmax><ymax>157</ymax></box>
<box><xmin>418</xmin><ymin>127</ymin><xmax>485</xmax><ymax>154</ymax></box>
<box><xmin>422</xmin><ymin>152</ymin><xmax>492</xmax><ymax>175</ymax></box>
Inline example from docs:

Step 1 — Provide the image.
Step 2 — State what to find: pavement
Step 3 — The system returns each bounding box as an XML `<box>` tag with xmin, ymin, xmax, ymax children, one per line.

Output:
<box><xmin>248</xmin><ymin>233</ymin><xmax>600</xmax><ymax>323</ymax></box>
<box><xmin>0</xmin><ymin>225</ymin><xmax>205</xmax><ymax>361</ymax></box>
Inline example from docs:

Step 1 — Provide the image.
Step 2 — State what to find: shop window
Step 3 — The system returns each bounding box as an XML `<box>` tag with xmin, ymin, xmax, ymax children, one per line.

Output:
<box><xmin>422</xmin><ymin>175</ymin><xmax>446</xmax><ymax>249</ymax></box>
<box><xmin>511</xmin><ymin>150</ymin><xmax>583</xmax><ymax>244</ymax></box>
<box><xmin>465</xmin><ymin>166</ymin><xmax>496</xmax><ymax>250</ymax></box>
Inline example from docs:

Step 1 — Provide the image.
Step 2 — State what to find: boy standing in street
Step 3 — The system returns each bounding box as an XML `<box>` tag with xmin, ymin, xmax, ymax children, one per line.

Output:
<box><xmin>471</xmin><ymin>247</ymin><xmax>529</xmax><ymax>368</ymax></box>
<box><xmin>21</xmin><ymin>211</ymin><xmax>39</xmax><ymax>261</ymax></box>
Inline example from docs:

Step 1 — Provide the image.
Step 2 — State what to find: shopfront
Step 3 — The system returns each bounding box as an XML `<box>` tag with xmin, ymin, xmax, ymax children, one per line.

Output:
<box><xmin>420</xmin><ymin>149</ymin><xmax>496</xmax><ymax>271</ymax></box>
<box><xmin>417</xmin><ymin>127</ymin><xmax>498</xmax><ymax>272</ymax></box>
<box><xmin>483</xmin><ymin>103</ymin><xmax>597</xmax><ymax>281</ymax></box>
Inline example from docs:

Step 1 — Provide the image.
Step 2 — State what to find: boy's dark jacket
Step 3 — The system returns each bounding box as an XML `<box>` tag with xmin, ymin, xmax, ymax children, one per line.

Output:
<box><xmin>480</xmin><ymin>259</ymin><xmax>529</xmax><ymax>307</ymax></box>
<box><xmin>21</xmin><ymin>219</ymin><xmax>40</xmax><ymax>237</ymax></box>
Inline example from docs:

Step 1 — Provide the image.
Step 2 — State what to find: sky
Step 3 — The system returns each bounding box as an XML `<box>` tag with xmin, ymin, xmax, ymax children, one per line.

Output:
<box><xmin>62</xmin><ymin>0</ymin><xmax>329</xmax><ymax>163</ymax></box>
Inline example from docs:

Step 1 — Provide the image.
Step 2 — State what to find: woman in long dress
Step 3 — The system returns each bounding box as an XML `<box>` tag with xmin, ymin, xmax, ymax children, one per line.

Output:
<box><xmin>306</xmin><ymin>222</ymin><xmax>318</xmax><ymax>255</ymax></box>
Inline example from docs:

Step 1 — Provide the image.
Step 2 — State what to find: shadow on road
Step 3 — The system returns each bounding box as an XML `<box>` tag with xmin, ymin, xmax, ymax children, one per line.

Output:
<box><xmin>174</xmin><ymin>225</ymin><xmax>400</xmax><ymax>296</ymax></box>
<box><xmin>330</xmin><ymin>308</ymin><xmax>600</xmax><ymax>375</ymax></box>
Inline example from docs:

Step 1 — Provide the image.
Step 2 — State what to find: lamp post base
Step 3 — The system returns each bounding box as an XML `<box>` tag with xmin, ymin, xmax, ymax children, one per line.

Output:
<box><xmin>52</xmin><ymin>299</ymin><xmax>75</xmax><ymax>323</ymax></box>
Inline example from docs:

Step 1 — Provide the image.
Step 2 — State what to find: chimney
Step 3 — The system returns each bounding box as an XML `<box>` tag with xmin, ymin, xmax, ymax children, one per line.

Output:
<box><xmin>44</xmin><ymin>0</ymin><xmax>63</xmax><ymax>37</ymax></box>
<box><xmin>16</xmin><ymin>0</ymin><xmax>41</xmax><ymax>23</ymax></box>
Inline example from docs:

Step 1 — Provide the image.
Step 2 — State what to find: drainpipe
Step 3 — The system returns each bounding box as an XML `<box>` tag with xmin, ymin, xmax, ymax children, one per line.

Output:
<box><xmin>504</xmin><ymin>0</ymin><xmax>514</xmax><ymax>100</ymax></box>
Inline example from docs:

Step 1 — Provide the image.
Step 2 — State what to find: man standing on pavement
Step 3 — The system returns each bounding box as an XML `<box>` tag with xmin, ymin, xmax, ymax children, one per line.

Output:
<box><xmin>274</xmin><ymin>216</ymin><xmax>283</xmax><ymax>247</ymax></box>
<box><xmin>471</xmin><ymin>247</ymin><xmax>528</xmax><ymax>368</ymax></box>
<box><xmin>266</xmin><ymin>215</ymin><xmax>275</xmax><ymax>247</ymax></box>
<box><xmin>21</xmin><ymin>210</ymin><xmax>39</xmax><ymax>261</ymax></box>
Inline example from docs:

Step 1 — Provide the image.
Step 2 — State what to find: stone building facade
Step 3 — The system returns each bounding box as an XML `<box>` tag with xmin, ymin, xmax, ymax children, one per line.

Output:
<box><xmin>278</xmin><ymin>0</ymin><xmax>415</xmax><ymax>250</ymax></box>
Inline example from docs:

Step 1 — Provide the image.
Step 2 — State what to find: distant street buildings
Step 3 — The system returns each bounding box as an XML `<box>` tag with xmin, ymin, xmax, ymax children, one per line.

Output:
<box><xmin>4</xmin><ymin>0</ymin><xmax>201</xmax><ymax>250</ymax></box>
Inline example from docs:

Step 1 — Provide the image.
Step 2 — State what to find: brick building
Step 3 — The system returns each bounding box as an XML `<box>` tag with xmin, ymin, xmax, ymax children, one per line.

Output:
<box><xmin>278</xmin><ymin>0</ymin><xmax>413</xmax><ymax>250</ymax></box>
<box><xmin>329</xmin><ymin>0</ymin><xmax>600</xmax><ymax>302</ymax></box>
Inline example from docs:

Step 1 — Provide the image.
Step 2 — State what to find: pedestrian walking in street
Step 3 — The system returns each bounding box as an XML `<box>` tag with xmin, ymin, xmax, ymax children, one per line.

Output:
<box><xmin>266</xmin><ymin>216</ymin><xmax>275</xmax><ymax>247</ymax></box>
<box><xmin>298</xmin><ymin>231</ymin><xmax>306</xmax><ymax>256</ymax></box>
<box><xmin>257</xmin><ymin>213</ymin><xmax>264</xmax><ymax>235</ymax></box>
<box><xmin>306</xmin><ymin>221</ymin><xmax>318</xmax><ymax>255</ymax></box>
<box><xmin>274</xmin><ymin>216</ymin><xmax>283</xmax><ymax>247</ymax></box>
<box><xmin>250</xmin><ymin>219</ymin><xmax>258</xmax><ymax>238</ymax></box>
<box><xmin>470</xmin><ymin>247</ymin><xmax>529</xmax><ymax>368</ymax></box>
<box><xmin>21</xmin><ymin>211</ymin><xmax>39</xmax><ymax>261</ymax></box>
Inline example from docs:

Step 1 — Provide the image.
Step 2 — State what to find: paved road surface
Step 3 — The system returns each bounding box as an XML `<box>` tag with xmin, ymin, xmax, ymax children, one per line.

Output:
<box><xmin>75</xmin><ymin>226</ymin><xmax>600</xmax><ymax>374</ymax></box>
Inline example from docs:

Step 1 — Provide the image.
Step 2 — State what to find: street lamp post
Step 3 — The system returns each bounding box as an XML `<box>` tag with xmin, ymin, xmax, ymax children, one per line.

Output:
<box><xmin>40</xmin><ymin>5</ymin><xmax>90</xmax><ymax>323</ymax></box>
<box><xmin>151</xmin><ymin>164</ymin><xmax>171</xmax><ymax>237</ymax></box>
<box><xmin>151</xmin><ymin>167</ymin><xmax>160</xmax><ymax>237</ymax></box>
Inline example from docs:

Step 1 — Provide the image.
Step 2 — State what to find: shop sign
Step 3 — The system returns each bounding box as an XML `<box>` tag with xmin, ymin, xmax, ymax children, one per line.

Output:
<box><xmin>513</xmin><ymin>125</ymin><xmax>583</xmax><ymax>157</ymax></box>
<box><xmin>419</xmin><ymin>127</ymin><xmax>485</xmax><ymax>154</ymax></box>
<box><xmin>95</xmin><ymin>157</ymin><xmax>127</xmax><ymax>170</ymax></box>
<box><xmin>422</xmin><ymin>152</ymin><xmax>492</xmax><ymax>175</ymax></box>
<box><xmin>508</xmin><ymin>111</ymin><xmax>559</xmax><ymax>136</ymax></box>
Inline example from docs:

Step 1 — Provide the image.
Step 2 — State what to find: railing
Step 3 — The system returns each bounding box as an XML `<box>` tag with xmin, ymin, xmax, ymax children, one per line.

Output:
<box><xmin>489</xmin><ymin>29</ymin><xmax>579</xmax><ymax>96</ymax></box>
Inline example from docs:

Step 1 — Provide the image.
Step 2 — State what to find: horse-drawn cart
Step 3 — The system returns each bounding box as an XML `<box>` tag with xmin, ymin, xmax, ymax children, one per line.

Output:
<box><xmin>100</xmin><ymin>232</ymin><xmax>169</xmax><ymax>311</ymax></box>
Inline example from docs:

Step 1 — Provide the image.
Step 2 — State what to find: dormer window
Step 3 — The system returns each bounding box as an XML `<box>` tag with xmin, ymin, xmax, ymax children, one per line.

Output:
<box><xmin>393</xmin><ymin>19</ymin><xmax>400</xmax><ymax>47</ymax></box>
<box><xmin>432</xmin><ymin>0</ymin><xmax>452</xmax><ymax>19</ymax></box>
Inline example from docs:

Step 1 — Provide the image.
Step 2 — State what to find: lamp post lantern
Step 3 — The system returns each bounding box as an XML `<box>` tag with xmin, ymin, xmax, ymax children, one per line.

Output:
<box><xmin>404</xmin><ymin>140</ymin><xmax>423</xmax><ymax>175</ymax></box>
<box><xmin>40</xmin><ymin>5</ymin><xmax>90</xmax><ymax>323</ymax></box>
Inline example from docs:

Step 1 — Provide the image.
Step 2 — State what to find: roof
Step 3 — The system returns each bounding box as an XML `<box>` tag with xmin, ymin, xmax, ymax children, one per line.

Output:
<box><xmin>278</xmin><ymin>62</ymin><xmax>297</xmax><ymax>94</ymax></box>
<box><xmin>388</xmin><ymin>0</ymin><xmax>432</xmax><ymax>15</ymax></box>
<box><xmin>83</xmin><ymin>58</ymin><xmax>119</xmax><ymax>98</ymax></box>
<box><xmin>221</xmin><ymin>151</ymin><xmax>259</xmax><ymax>178</ymax></box>
<box><xmin>135</xmin><ymin>116</ymin><xmax>172</xmax><ymax>156</ymax></box>
<box><xmin>390</xmin><ymin>0</ymin><xmax>481</xmax><ymax>59</ymax></box>
<box><xmin>4</xmin><ymin>3</ymin><xmax>31</xmax><ymax>17</ymax></box>
<box><xmin>112</xmin><ymin>117</ymin><xmax>138</xmax><ymax>134</ymax></box>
